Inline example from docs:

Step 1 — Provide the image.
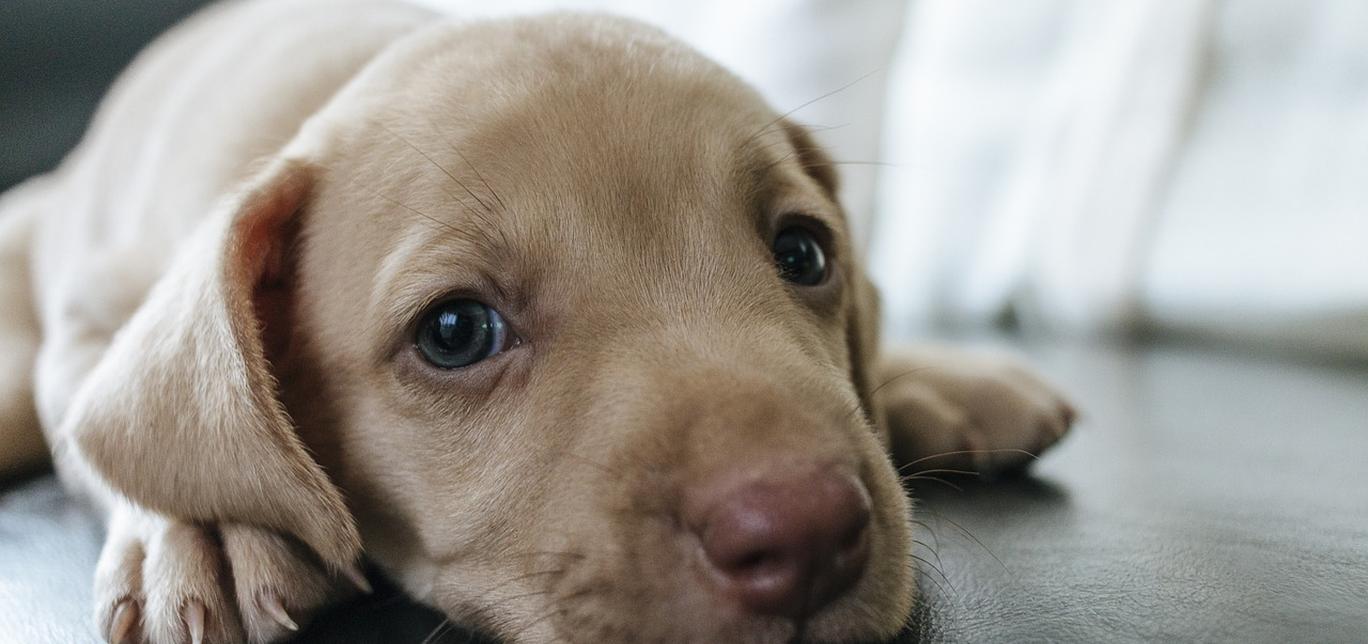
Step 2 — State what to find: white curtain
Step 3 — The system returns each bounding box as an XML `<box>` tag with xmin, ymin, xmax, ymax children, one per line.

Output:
<box><xmin>871</xmin><ymin>0</ymin><xmax>1368</xmax><ymax>356</ymax></box>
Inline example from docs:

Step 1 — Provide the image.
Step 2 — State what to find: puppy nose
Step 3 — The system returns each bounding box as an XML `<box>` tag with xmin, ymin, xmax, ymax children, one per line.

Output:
<box><xmin>693</xmin><ymin>467</ymin><xmax>871</xmax><ymax>617</ymax></box>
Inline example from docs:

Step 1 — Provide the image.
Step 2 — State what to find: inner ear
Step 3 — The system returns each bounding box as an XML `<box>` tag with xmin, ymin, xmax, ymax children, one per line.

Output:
<box><xmin>245</xmin><ymin>209</ymin><xmax>302</xmax><ymax>364</ymax></box>
<box><xmin>227</xmin><ymin>165</ymin><xmax>311</xmax><ymax>369</ymax></box>
<box><xmin>780</xmin><ymin>119</ymin><xmax>840</xmax><ymax>197</ymax></box>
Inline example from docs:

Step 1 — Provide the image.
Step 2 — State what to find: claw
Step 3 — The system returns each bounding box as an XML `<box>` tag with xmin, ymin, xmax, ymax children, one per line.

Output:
<box><xmin>342</xmin><ymin>564</ymin><xmax>373</xmax><ymax>594</ymax></box>
<box><xmin>260</xmin><ymin>593</ymin><xmax>299</xmax><ymax>632</ymax></box>
<box><xmin>184</xmin><ymin>600</ymin><xmax>205</xmax><ymax>644</ymax></box>
<box><xmin>109</xmin><ymin>599</ymin><xmax>140</xmax><ymax>644</ymax></box>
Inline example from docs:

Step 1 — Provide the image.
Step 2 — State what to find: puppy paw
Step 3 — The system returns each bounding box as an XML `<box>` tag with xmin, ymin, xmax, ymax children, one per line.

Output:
<box><xmin>874</xmin><ymin>348</ymin><xmax>1075</xmax><ymax>476</ymax></box>
<box><xmin>94</xmin><ymin>504</ymin><xmax>365</xmax><ymax>644</ymax></box>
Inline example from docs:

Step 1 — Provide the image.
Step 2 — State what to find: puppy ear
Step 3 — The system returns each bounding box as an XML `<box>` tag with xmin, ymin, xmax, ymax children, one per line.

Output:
<box><xmin>68</xmin><ymin>159</ymin><xmax>361</xmax><ymax>570</ymax></box>
<box><xmin>844</xmin><ymin>265</ymin><xmax>888</xmax><ymax>434</ymax></box>
<box><xmin>779</xmin><ymin>120</ymin><xmax>887</xmax><ymax>432</ymax></box>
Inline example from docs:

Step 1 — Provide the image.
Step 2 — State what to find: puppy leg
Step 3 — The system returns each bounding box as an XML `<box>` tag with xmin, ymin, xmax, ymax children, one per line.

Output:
<box><xmin>96</xmin><ymin>504</ymin><xmax>243</xmax><ymax>644</ymax></box>
<box><xmin>221</xmin><ymin>525</ymin><xmax>362</xmax><ymax>643</ymax></box>
<box><xmin>875</xmin><ymin>347</ymin><xmax>1075</xmax><ymax>475</ymax></box>
<box><xmin>0</xmin><ymin>180</ymin><xmax>47</xmax><ymax>477</ymax></box>
<box><xmin>93</xmin><ymin>502</ymin><xmax>146</xmax><ymax>644</ymax></box>
<box><xmin>95</xmin><ymin>502</ymin><xmax>360</xmax><ymax>644</ymax></box>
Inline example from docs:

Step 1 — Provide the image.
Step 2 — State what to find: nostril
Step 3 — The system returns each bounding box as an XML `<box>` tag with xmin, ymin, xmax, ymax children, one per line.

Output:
<box><xmin>839</xmin><ymin>516</ymin><xmax>867</xmax><ymax>554</ymax></box>
<box><xmin>733</xmin><ymin>549</ymin><xmax>775</xmax><ymax>573</ymax></box>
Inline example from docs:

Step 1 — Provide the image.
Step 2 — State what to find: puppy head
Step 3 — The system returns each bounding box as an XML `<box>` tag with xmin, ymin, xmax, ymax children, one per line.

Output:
<box><xmin>77</xmin><ymin>14</ymin><xmax>914</xmax><ymax>643</ymax></box>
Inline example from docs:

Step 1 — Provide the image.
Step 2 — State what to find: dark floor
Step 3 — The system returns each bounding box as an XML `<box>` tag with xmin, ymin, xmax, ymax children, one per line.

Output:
<box><xmin>905</xmin><ymin>339</ymin><xmax>1368</xmax><ymax>642</ymax></box>
<box><xmin>3</xmin><ymin>339</ymin><xmax>1365</xmax><ymax>642</ymax></box>
<box><xmin>0</xmin><ymin>0</ymin><xmax>212</xmax><ymax>191</ymax></box>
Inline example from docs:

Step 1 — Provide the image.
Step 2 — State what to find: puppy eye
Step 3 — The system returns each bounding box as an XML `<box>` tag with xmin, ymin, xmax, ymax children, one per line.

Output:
<box><xmin>772</xmin><ymin>226</ymin><xmax>828</xmax><ymax>286</ymax></box>
<box><xmin>415</xmin><ymin>299</ymin><xmax>511</xmax><ymax>369</ymax></box>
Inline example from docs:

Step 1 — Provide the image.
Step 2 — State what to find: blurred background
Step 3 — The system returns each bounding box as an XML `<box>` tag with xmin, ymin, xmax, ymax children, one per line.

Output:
<box><xmin>3</xmin><ymin>0</ymin><xmax>1365</xmax><ymax>359</ymax></box>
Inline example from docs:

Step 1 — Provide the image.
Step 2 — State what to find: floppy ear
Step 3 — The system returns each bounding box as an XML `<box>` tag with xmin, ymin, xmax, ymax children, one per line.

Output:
<box><xmin>779</xmin><ymin>119</ymin><xmax>889</xmax><ymax>436</ymax></box>
<box><xmin>67</xmin><ymin>159</ymin><xmax>361</xmax><ymax>570</ymax></box>
<box><xmin>844</xmin><ymin>264</ymin><xmax>889</xmax><ymax>439</ymax></box>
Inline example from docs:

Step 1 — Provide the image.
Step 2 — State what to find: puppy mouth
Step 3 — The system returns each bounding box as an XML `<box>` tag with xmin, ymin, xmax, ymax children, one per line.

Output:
<box><xmin>388</xmin><ymin>602</ymin><xmax>918</xmax><ymax>644</ymax></box>
<box><xmin>467</xmin><ymin>581</ymin><xmax>914</xmax><ymax>644</ymax></box>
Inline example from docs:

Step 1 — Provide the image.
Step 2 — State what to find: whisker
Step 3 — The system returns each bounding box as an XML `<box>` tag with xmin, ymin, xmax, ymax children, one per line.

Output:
<box><xmin>902</xmin><ymin>448</ymin><xmax>1040</xmax><ymax>469</ymax></box>
<box><xmin>420</xmin><ymin>617</ymin><xmax>452</xmax><ymax>644</ymax></box>
<box><xmin>908</xmin><ymin>518</ymin><xmax>935</xmax><ymax>532</ymax></box>
<box><xmin>908</xmin><ymin>515</ymin><xmax>947</xmax><ymax>560</ymax></box>
<box><xmin>836</xmin><ymin>366</ymin><xmax>938</xmax><ymax>428</ymax></box>
<box><xmin>740</xmin><ymin>67</ymin><xmax>885</xmax><ymax>153</ymax></box>
<box><xmin>913</xmin><ymin>538</ymin><xmax>948</xmax><ymax>577</ymax></box>
<box><xmin>870</xmin><ymin>367</ymin><xmax>935</xmax><ymax>398</ymax></box>
<box><xmin>419</xmin><ymin>113</ymin><xmax>509</xmax><ymax>212</ymax></box>
<box><xmin>907</xmin><ymin>552</ymin><xmax>956</xmax><ymax>597</ymax></box>
<box><xmin>897</xmin><ymin>467</ymin><xmax>984</xmax><ymax>478</ymax></box>
<box><xmin>909</xmin><ymin>559</ymin><xmax>957</xmax><ymax>606</ymax></box>
<box><xmin>798</xmin><ymin>121</ymin><xmax>850</xmax><ymax>134</ymax></box>
<box><xmin>347</xmin><ymin>169</ymin><xmax>515</xmax><ymax>269</ymax></box>
<box><xmin>760</xmin><ymin>148</ymin><xmax>799</xmax><ymax>175</ymax></box>
<box><xmin>900</xmin><ymin>475</ymin><xmax>963</xmax><ymax>492</ymax></box>
<box><xmin>453</xmin><ymin>145</ymin><xmax>508</xmax><ymax>212</ymax></box>
<box><xmin>376</xmin><ymin>121</ymin><xmax>499</xmax><ymax>218</ymax></box>
<box><xmin>828</xmin><ymin>160</ymin><xmax>897</xmax><ymax>167</ymax></box>
<box><xmin>921</xmin><ymin>507</ymin><xmax>1010</xmax><ymax>574</ymax></box>
<box><xmin>357</xmin><ymin>184</ymin><xmax>460</xmax><ymax>235</ymax></box>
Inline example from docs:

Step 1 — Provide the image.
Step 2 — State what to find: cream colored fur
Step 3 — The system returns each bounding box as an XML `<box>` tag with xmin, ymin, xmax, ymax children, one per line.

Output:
<box><xmin>0</xmin><ymin>1</ymin><xmax>1073</xmax><ymax>642</ymax></box>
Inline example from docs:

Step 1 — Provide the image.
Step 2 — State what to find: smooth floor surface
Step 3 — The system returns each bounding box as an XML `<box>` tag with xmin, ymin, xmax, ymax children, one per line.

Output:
<box><xmin>2</xmin><ymin>340</ymin><xmax>1365</xmax><ymax>642</ymax></box>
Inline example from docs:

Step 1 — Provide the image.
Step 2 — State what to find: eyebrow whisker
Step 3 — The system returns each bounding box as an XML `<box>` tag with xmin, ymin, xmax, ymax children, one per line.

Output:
<box><xmin>376</xmin><ymin>120</ymin><xmax>500</xmax><ymax>219</ymax></box>
<box><xmin>416</xmin><ymin>113</ymin><xmax>509</xmax><ymax>214</ymax></box>
<box><xmin>358</xmin><ymin>184</ymin><xmax>461</xmax><ymax>236</ymax></box>
<box><xmin>448</xmin><ymin>138</ymin><xmax>508</xmax><ymax>212</ymax></box>
<box><xmin>420</xmin><ymin>116</ymin><xmax>516</xmax><ymax>255</ymax></box>
<box><xmin>737</xmin><ymin>67</ymin><xmax>884</xmax><ymax>155</ymax></box>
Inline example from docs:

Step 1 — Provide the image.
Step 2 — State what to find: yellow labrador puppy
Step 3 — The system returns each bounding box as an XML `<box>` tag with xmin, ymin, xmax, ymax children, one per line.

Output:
<box><xmin>0</xmin><ymin>1</ymin><xmax>1073</xmax><ymax>642</ymax></box>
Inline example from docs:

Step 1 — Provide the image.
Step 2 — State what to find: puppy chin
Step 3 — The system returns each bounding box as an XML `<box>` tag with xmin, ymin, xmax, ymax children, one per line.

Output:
<box><xmin>793</xmin><ymin>538</ymin><xmax>919</xmax><ymax>643</ymax></box>
<box><xmin>802</xmin><ymin>583</ymin><xmax>918</xmax><ymax>643</ymax></box>
<box><xmin>428</xmin><ymin>536</ymin><xmax>916</xmax><ymax>644</ymax></box>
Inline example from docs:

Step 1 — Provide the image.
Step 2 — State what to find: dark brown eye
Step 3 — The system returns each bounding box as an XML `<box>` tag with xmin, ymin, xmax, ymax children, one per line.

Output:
<box><xmin>773</xmin><ymin>227</ymin><xmax>827</xmax><ymax>286</ymax></box>
<box><xmin>415</xmin><ymin>299</ymin><xmax>509</xmax><ymax>369</ymax></box>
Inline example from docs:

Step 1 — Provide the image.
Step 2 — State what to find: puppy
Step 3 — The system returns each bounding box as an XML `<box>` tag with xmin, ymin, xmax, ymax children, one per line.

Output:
<box><xmin>0</xmin><ymin>1</ymin><xmax>1074</xmax><ymax>642</ymax></box>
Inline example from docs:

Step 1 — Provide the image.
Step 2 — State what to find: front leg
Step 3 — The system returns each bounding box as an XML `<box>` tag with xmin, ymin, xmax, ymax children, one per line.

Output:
<box><xmin>96</xmin><ymin>501</ymin><xmax>365</xmax><ymax>644</ymax></box>
<box><xmin>874</xmin><ymin>347</ymin><xmax>1076</xmax><ymax>476</ymax></box>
